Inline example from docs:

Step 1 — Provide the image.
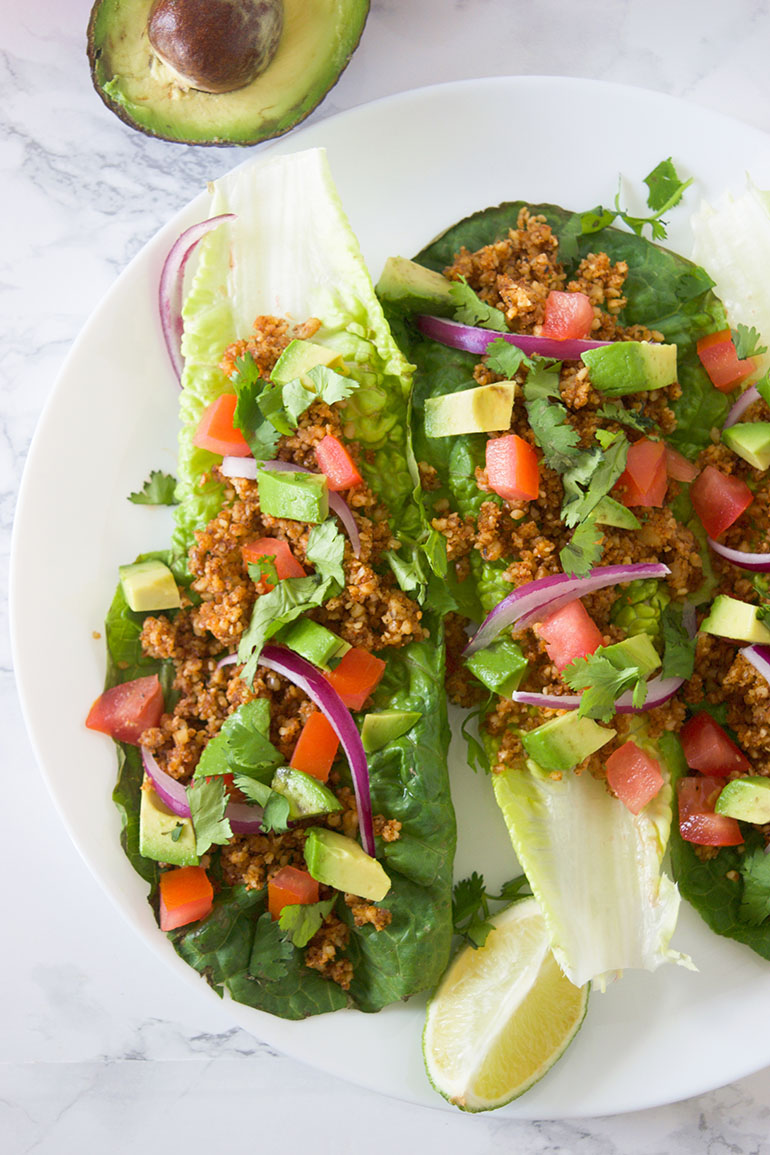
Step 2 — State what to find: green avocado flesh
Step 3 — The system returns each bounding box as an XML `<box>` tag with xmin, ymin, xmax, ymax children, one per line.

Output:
<box><xmin>722</xmin><ymin>422</ymin><xmax>770</xmax><ymax>471</ymax></box>
<box><xmin>715</xmin><ymin>777</ymin><xmax>770</xmax><ymax>823</ymax></box>
<box><xmin>270</xmin><ymin>767</ymin><xmax>342</xmax><ymax>819</ymax></box>
<box><xmin>424</xmin><ymin>382</ymin><xmax>515</xmax><ymax>437</ymax></box>
<box><xmin>139</xmin><ymin>781</ymin><xmax>199</xmax><ymax>866</ymax></box>
<box><xmin>700</xmin><ymin>595</ymin><xmax>770</xmax><ymax>645</ymax></box>
<box><xmin>87</xmin><ymin>0</ymin><xmax>370</xmax><ymax>146</ymax></box>
<box><xmin>521</xmin><ymin>712</ymin><xmax>615</xmax><ymax>773</ymax></box>
<box><xmin>580</xmin><ymin>340</ymin><xmax>677</xmax><ymax>397</ymax></box>
<box><xmin>304</xmin><ymin>826</ymin><xmax>391</xmax><ymax>901</ymax></box>
<box><xmin>375</xmin><ymin>257</ymin><xmax>455</xmax><ymax>317</ymax></box>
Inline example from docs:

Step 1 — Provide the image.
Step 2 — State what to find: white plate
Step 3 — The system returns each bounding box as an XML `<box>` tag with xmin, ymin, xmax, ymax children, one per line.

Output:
<box><xmin>12</xmin><ymin>77</ymin><xmax>770</xmax><ymax>1119</ymax></box>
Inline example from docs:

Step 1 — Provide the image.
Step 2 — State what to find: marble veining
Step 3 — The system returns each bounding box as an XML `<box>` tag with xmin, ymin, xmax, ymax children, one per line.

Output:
<box><xmin>6</xmin><ymin>1</ymin><xmax>770</xmax><ymax>1151</ymax></box>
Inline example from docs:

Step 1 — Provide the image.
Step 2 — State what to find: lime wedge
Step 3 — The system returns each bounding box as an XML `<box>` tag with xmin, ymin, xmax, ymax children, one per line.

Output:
<box><xmin>422</xmin><ymin>896</ymin><xmax>589</xmax><ymax>1112</ymax></box>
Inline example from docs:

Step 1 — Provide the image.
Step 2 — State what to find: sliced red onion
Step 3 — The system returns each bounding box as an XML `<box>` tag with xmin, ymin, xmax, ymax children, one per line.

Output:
<box><xmin>513</xmin><ymin>673</ymin><xmax>685</xmax><ymax>715</ymax></box>
<box><xmin>217</xmin><ymin>649</ymin><xmax>375</xmax><ymax>855</ymax></box>
<box><xmin>141</xmin><ymin>746</ymin><xmax>264</xmax><ymax>834</ymax></box>
<box><xmin>464</xmin><ymin>563</ymin><xmax>671</xmax><ymax>656</ymax></box>
<box><xmin>159</xmin><ymin>214</ymin><xmax>236</xmax><ymax>384</ymax></box>
<box><xmin>742</xmin><ymin>643</ymin><xmax>770</xmax><ymax>685</ymax></box>
<box><xmin>416</xmin><ymin>314</ymin><xmax>611</xmax><ymax>361</ymax></box>
<box><xmin>219</xmin><ymin>456</ymin><xmax>361</xmax><ymax>556</ymax></box>
<box><xmin>724</xmin><ymin>384</ymin><xmax>760</xmax><ymax>429</ymax></box>
<box><xmin>259</xmin><ymin>645</ymin><xmax>375</xmax><ymax>856</ymax></box>
<box><xmin>707</xmin><ymin>537</ymin><xmax>770</xmax><ymax>572</ymax></box>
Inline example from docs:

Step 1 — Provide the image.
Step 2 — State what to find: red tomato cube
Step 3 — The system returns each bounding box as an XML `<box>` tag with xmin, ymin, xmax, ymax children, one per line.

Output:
<box><xmin>535</xmin><ymin>599</ymin><xmax>604</xmax><ymax>673</ymax></box>
<box><xmin>241</xmin><ymin>537</ymin><xmax>306</xmax><ymax>588</ymax></box>
<box><xmin>677</xmin><ymin>776</ymin><xmax>744</xmax><ymax>846</ymax></box>
<box><xmin>680</xmin><ymin>712</ymin><xmax>751</xmax><ymax>777</ymax></box>
<box><xmin>697</xmin><ymin>330</ymin><xmax>756</xmax><ymax>393</ymax></box>
<box><xmin>690</xmin><ymin>465</ymin><xmax>753</xmax><ymax>539</ymax></box>
<box><xmin>605</xmin><ymin>741</ymin><xmax>664</xmax><ymax>815</ymax></box>
<box><xmin>268</xmin><ymin>866</ymin><xmax>320</xmax><ymax>920</ymax></box>
<box><xmin>86</xmin><ymin>674</ymin><xmax>165</xmax><ymax>746</ymax></box>
<box><xmin>290</xmin><ymin>710</ymin><xmax>339</xmax><ymax>783</ymax></box>
<box><xmin>315</xmin><ymin>435</ymin><xmax>363</xmax><ymax>491</ymax></box>
<box><xmin>193</xmin><ymin>394</ymin><xmax>252</xmax><ymax>457</ymax></box>
<box><xmin>540</xmin><ymin>290</ymin><xmax>594</xmax><ymax>340</ymax></box>
<box><xmin>614</xmin><ymin>438</ymin><xmax>667</xmax><ymax>507</ymax></box>
<box><xmin>486</xmin><ymin>435</ymin><xmax>540</xmax><ymax>502</ymax></box>
<box><xmin>325</xmin><ymin>647</ymin><xmax>386</xmax><ymax>711</ymax></box>
<box><xmin>159</xmin><ymin>866</ymin><xmax>214</xmax><ymax>931</ymax></box>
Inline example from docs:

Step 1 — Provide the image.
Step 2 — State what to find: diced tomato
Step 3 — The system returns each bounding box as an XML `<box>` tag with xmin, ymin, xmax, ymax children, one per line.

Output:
<box><xmin>680</xmin><ymin>712</ymin><xmax>752</xmax><ymax>777</ymax></box>
<box><xmin>535</xmin><ymin>599</ymin><xmax>604</xmax><ymax>673</ymax></box>
<box><xmin>315</xmin><ymin>434</ymin><xmax>363</xmax><ymax>491</ymax></box>
<box><xmin>696</xmin><ymin>329</ymin><xmax>756</xmax><ymax>393</ymax></box>
<box><xmin>665</xmin><ymin>445</ymin><xmax>699</xmax><ymax>483</ymax></box>
<box><xmin>241</xmin><ymin>537</ymin><xmax>306</xmax><ymax>589</ymax></box>
<box><xmin>677</xmin><ymin>775</ymin><xmax>744</xmax><ymax>846</ymax></box>
<box><xmin>159</xmin><ymin>866</ymin><xmax>214</xmax><ymax>931</ymax></box>
<box><xmin>486</xmin><ymin>435</ymin><xmax>540</xmax><ymax>502</ymax></box>
<box><xmin>193</xmin><ymin>393</ymin><xmax>251</xmax><ymax>457</ymax></box>
<box><xmin>605</xmin><ymin>741</ymin><xmax>664</xmax><ymax>815</ymax></box>
<box><xmin>690</xmin><ymin>465</ymin><xmax>753</xmax><ymax>538</ymax></box>
<box><xmin>614</xmin><ymin>438</ymin><xmax>667</xmax><ymax>507</ymax></box>
<box><xmin>290</xmin><ymin>710</ymin><xmax>339</xmax><ymax>783</ymax></box>
<box><xmin>267</xmin><ymin>866</ymin><xmax>319</xmax><ymax>920</ymax></box>
<box><xmin>540</xmin><ymin>290</ymin><xmax>594</xmax><ymax>340</ymax></box>
<box><xmin>86</xmin><ymin>674</ymin><xmax>164</xmax><ymax>745</ymax></box>
<box><xmin>325</xmin><ymin>647</ymin><xmax>386</xmax><ymax>710</ymax></box>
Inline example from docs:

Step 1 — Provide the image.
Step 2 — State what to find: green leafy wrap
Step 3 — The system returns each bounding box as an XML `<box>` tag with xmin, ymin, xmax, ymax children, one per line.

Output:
<box><xmin>102</xmin><ymin>149</ymin><xmax>456</xmax><ymax>1019</ymax></box>
<box><xmin>379</xmin><ymin>194</ymin><xmax>730</xmax><ymax>986</ymax></box>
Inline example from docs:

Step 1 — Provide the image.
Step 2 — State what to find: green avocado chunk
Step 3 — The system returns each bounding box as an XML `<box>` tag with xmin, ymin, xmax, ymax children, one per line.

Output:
<box><xmin>271</xmin><ymin>339</ymin><xmax>344</xmax><ymax>386</ymax></box>
<box><xmin>599</xmin><ymin>632</ymin><xmax>661</xmax><ymax>677</ymax></box>
<box><xmin>360</xmin><ymin>710</ymin><xmax>422</xmax><ymax>753</ymax></box>
<box><xmin>722</xmin><ymin>422</ymin><xmax>770</xmax><ymax>471</ymax></box>
<box><xmin>277</xmin><ymin>617</ymin><xmax>349</xmax><ymax>669</ymax></box>
<box><xmin>424</xmin><ymin>382</ymin><xmax>516</xmax><ymax>437</ymax></box>
<box><xmin>464</xmin><ymin>636</ymin><xmax>528</xmax><ymax>698</ymax></box>
<box><xmin>715</xmin><ymin>777</ymin><xmax>770</xmax><ymax>823</ymax></box>
<box><xmin>87</xmin><ymin>0</ymin><xmax>370</xmax><ymax>146</ymax></box>
<box><xmin>581</xmin><ymin>341</ymin><xmax>678</xmax><ymax>397</ymax></box>
<box><xmin>304</xmin><ymin>826</ymin><xmax>391</xmax><ymax>901</ymax></box>
<box><xmin>375</xmin><ymin>257</ymin><xmax>455</xmax><ymax>317</ymax></box>
<box><xmin>700</xmin><ymin>595</ymin><xmax>770</xmax><ymax>644</ymax></box>
<box><xmin>257</xmin><ymin>467</ymin><xmax>329</xmax><ymax>523</ymax></box>
<box><xmin>139</xmin><ymin>780</ymin><xmax>198</xmax><ymax>866</ymax></box>
<box><xmin>119</xmin><ymin>558</ymin><xmax>181</xmax><ymax>612</ymax></box>
<box><xmin>521</xmin><ymin>712</ymin><xmax>616</xmax><ymax>772</ymax></box>
<box><xmin>270</xmin><ymin>767</ymin><xmax>342</xmax><ymax>820</ymax></box>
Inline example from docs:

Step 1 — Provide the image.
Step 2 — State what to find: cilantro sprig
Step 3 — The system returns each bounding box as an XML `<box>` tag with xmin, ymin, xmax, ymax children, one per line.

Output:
<box><xmin>452</xmin><ymin>871</ymin><xmax>531</xmax><ymax>948</ymax></box>
<box><xmin>128</xmin><ymin>470</ymin><xmax>179</xmax><ymax>506</ymax></box>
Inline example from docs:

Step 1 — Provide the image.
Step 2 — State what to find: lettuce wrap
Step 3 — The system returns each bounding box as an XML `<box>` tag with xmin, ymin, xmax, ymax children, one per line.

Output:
<box><xmin>378</xmin><ymin>191</ymin><xmax>732</xmax><ymax>986</ymax></box>
<box><xmin>99</xmin><ymin>149</ymin><xmax>456</xmax><ymax>1019</ymax></box>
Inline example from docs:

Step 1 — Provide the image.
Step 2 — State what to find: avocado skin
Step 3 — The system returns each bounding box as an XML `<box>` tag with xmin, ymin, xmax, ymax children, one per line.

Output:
<box><xmin>87</xmin><ymin>0</ymin><xmax>370</xmax><ymax>146</ymax></box>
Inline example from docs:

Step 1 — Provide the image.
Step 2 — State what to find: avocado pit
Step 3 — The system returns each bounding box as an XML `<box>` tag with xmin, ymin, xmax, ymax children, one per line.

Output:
<box><xmin>147</xmin><ymin>0</ymin><xmax>284</xmax><ymax>94</ymax></box>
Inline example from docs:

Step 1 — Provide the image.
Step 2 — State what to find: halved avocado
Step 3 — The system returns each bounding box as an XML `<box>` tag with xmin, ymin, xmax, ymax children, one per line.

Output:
<box><xmin>87</xmin><ymin>0</ymin><xmax>370</xmax><ymax>146</ymax></box>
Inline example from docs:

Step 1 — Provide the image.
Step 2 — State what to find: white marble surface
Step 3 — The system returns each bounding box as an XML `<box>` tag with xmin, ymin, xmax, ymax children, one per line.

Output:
<box><xmin>6</xmin><ymin>1</ymin><xmax>770</xmax><ymax>1151</ymax></box>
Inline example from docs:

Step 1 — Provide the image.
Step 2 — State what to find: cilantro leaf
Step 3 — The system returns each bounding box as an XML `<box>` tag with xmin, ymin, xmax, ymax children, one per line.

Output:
<box><xmin>522</xmin><ymin>360</ymin><xmax>563</xmax><ymax>401</ymax></box>
<box><xmin>451</xmin><ymin>871</ymin><xmax>532</xmax><ymax>949</ymax></box>
<box><xmin>128</xmin><ymin>470</ymin><xmax>179</xmax><ymax>506</ymax></box>
<box><xmin>559</xmin><ymin>515</ymin><xmax>604</xmax><ymax>577</ymax></box>
<box><xmin>306</xmin><ymin>521</ymin><xmax>346</xmax><ymax>586</ymax></box>
<box><xmin>597</xmin><ymin>401</ymin><xmax>653</xmax><ymax>433</ymax></box>
<box><xmin>660</xmin><ymin>603</ymin><xmax>697</xmax><ymax>681</ymax></box>
<box><xmin>643</xmin><ymin>157</ymin><xmax>693</xmax><ymax>215</ymax></box>
<box><xmin>186</xmin><ymin>776</ymin><xmax>233</xmax><ymax>855</ymax></box>
<box><xmin>561</xmin><ymin>432</ymin><xmax>628</xmax><ymax>527</ymax></box>
<box><xmin>194</xmin><ymin>699</ymin><xmax>282</xmax><ymax>783</ymax></box>
<box><xmin>449</xmin><ymin>278</ymin><xmax>508</xmax><ymax>332</ymax></box>
<box><xmin>238</xmin><ymin>573</ymin><xmax>340</xmax><ymax>683</ymax></box>
<box><xmin>562</xmin><ymin>651</ymin><xmax>647</xmax><ymax>722</ymax></box>
<box><xmin>247</xmin><ymin>556</ymin><xmax>279</xmax><ymax>588</ymax></box>
<box><xmin>249</xmin><ymin>912</ymin><xmax>296</xmax><ymax>981</ymax></box>
<box><xmin>262</xmin><ymin>791</ymin><xmax>292</xmax><ymax>834</ymax></box>
<box><xmin>525</xmin><ymin>397</ymin><xmax>581</xmax><ymax>472</ymax></box>
<box><xmin>279</xmin><ymin>897</ymin><xmax>337</xmax><ymax>948</ymax></box>
<box><xmin>734</xmin><ymin>324</ymin><xmax>768</xmax><ymax>361</ymax></box>
<box><xmin>739</xmin><ymin>847</ymin><xmax>770</xmax><ymax>926</ymax></box>
<box><xmin>230</xmin><ymin>354</ymin><xmax>282</xmax><ymax>460</ymax></box>
<box><xmin>282</xmin><ymin>365</ymin><xmax>357</xmax><ymax>425</ymax></box>
<box><xmin>484</xmin><ymin>337</ymin><xmax>534</xmax><ymax>378</ymax></box>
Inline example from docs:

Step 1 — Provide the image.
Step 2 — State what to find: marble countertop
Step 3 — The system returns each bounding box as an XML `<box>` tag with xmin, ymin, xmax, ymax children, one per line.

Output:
<box><xmin>5</xmin><ymin>1</ymin><xmax>770</xmax><ymax>1150</ymax></box>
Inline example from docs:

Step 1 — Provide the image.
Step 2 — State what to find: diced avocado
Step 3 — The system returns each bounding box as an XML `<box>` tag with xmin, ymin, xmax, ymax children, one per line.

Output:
<box><xmin>119</xmin><ymin>558</ymin><xmax>181</xmax><ymax>612</ymax></box>
<box><xmin>271</xmin><ymin>339</ymin><xmax>344</xmax><ymax>386</ymax></box>
<box><xmin>581</xmin><ymin>341</ymin><xmax>678</xmax><ymax>397</ymax></box>
<box><xmin>139</xmin><ymin>779</ymin><xmax>198</xmax><ymax>866</ymax></box>
<box><xmin>304</xmin><ymin>826</ymin><xmax>391</xmax><ymax>901</ymax></box>
<box><xmin>277</xmin><ymin>618</ymin><xmax>350</xmax><ymax>669</ymax></box>
<box><xmin>257</xmin><ymin>467</ymin><xmax>329</xmax><ymax>523</ymax></box>
<box><xmin>270</xmin><ymin>767</ymin><xmax>342</xmax><ymax>820</ymax></box>
<box><xmin>361</xmin><ymin>710</ymin><xmax>422</xmax><ymax>753</ymax></box>
<box><xmin>424</xmin><ymin>383</ymin><xmax>516</xmax><ymax>438</ymax></box>
<box><xmin>593</xmin><ymin>495</ymin><xmax>641</xmax><ymax>530</ymax></box>
<box><xmin>715</xmin><ymin>776</ymin><xmax>770</xmax><ymax>822</ymax></box>
<box><xmin>722</xmin><ymin>422</ymin><xmax>770</xmax><ymax>471</ymax></box>
<box><xmin>375</xmin><ymin>256</ymin><xmax>455</xmax><ymax>317</ymax></box>
<box><xmin>522</xmin><ymin>712</ymin><xmax>616</xmax><ymax>772</ymax></box>
<box><xmin>700</xmin><ymin>594</ymin><xmax>770</xmax><ymax>645</ymax></box>
<box><xmin>465</xmin><ymin>637</ymin><xmax>528</xmax><ymax>698</ymax></box>
<box><xmin>87</xmin><ymin>0</ymin><xmax>369</xmax><ymax>147</ymax></box>
<box><xmin>600</xmin><ymin>633</ymin><xmax>661</xmax><ymax>677</ymax></box>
